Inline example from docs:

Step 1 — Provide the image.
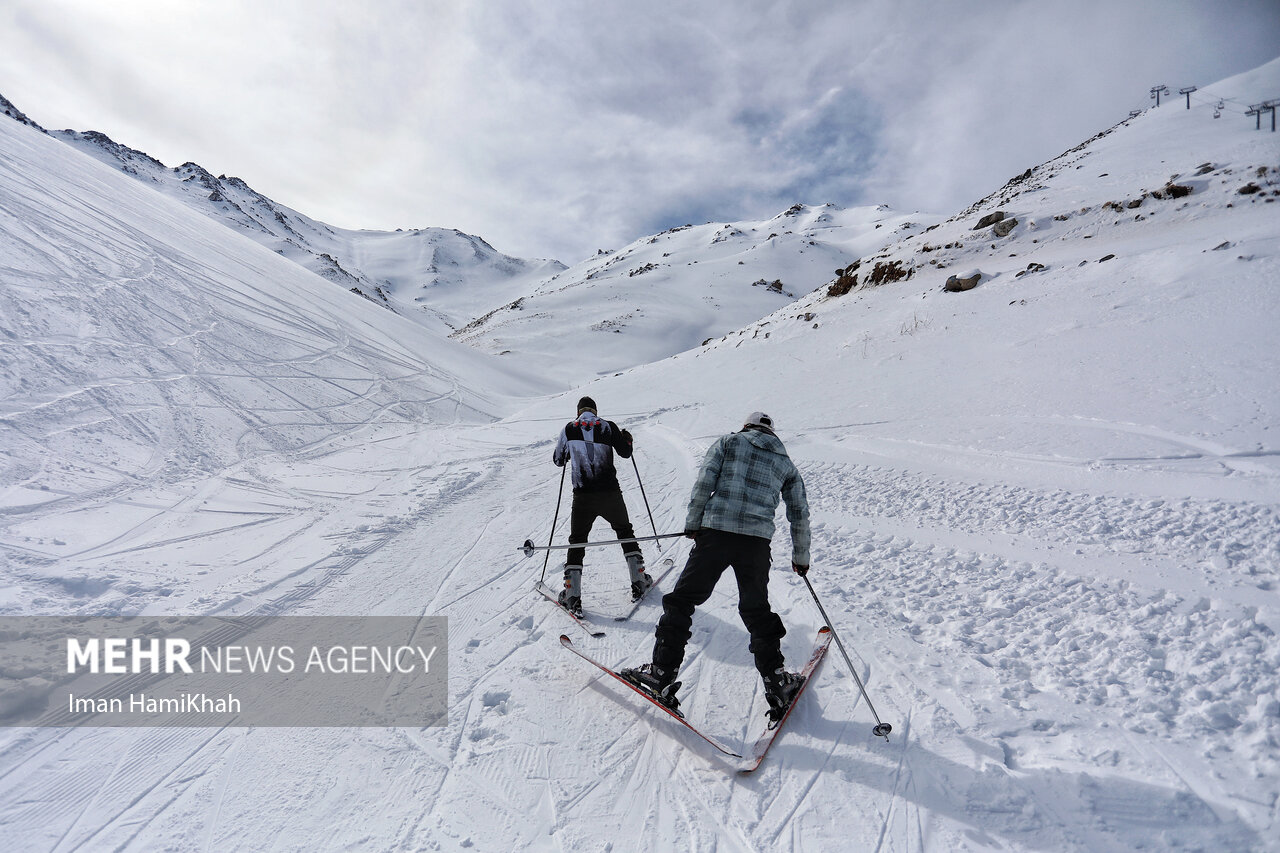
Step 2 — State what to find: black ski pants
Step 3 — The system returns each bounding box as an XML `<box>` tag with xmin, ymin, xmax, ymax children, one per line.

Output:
<box><xmin>567</xmin><ymin>488</ymin><xmax>640</xmax><ymax>567</ymax></box>
<box><xmin>653</xmin><ymin>529</ymin><xmax>786</xmax><ymax>677</ymax></box>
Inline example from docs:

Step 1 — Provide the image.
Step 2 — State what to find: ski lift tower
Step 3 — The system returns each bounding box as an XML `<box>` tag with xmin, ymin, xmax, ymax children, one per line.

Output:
<box><xmin>1150</xmin><ymin>84</ymin><xmax>1169</xmax><ymax>106</ymax></box>
<box><xmin>1179</xmin><ymin>86</ymin><xmax>1197</xmax><ymax>109</ymax></box>
<box><xmin>1264</xmin><ymin>100</ymin><xmax>1279</xmax><ymax>132</ymax></box>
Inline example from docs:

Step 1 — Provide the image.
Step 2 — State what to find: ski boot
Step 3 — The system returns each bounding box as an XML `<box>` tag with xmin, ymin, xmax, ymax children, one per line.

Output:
<box><xmin>626</xmin><ymin>553</ymin><xmax>653</xmax><ymax>601</ymax></box>
<box><xmin>630</xmin><ymin>573</ymin><xmax>655</xmax><ymax>602</ymax></box>
<box><xmin>619</xmin><ymin>663</ymin><xmax>681</xmax><ymax>714</ymax></box>
<box><xmin>559</xmin><ymin>565</ymin><xmax>583</xmax><ymax>617</ymax></box>
<box><xmin>762</xmin><ymin>669</ymin><xmax>805</xmax><ymax>723</ymax></box>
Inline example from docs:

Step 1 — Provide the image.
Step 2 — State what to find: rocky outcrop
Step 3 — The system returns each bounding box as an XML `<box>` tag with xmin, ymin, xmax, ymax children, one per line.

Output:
<box><xmin>0</xmin><ymin>92</ymin><xmax>46</xmax><ymax>132</ymax></box>
<box><xmin>992</xmin><ymin>218</ymin><xmax>1018</xmax><ymax>237</ymax></box>
<box><xmin>826</xmin><ymin>260</ymin><xmax>861</xmax><ymax>297</ymax></box>
<box><xmin>944</xmin><ymin>271</ymin><xmax>982</xmax><ymax>292</ymax></box>
<box><xmin>866</xmin><ymin>259</ymin><xmax>912</xmax><ymax>286</ymax></box>
<box><xmin>973</xmin><ymin>211</ymin><xmax>1007</xmax><ymax>230</ymax></box>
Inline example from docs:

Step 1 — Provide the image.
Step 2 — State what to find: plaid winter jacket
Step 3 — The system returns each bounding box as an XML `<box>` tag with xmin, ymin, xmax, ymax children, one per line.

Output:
<box><xmin>684</xmin><ymin>428</ymin><xmax>810</xmax><ymax>565</ymax></box>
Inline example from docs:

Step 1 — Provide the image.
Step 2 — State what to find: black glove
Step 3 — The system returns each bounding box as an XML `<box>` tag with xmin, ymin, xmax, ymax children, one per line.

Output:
<box><xmin>685</xmin><ymin>529</ymin><xmax>700</xmax><ymax>540</ymax></box>
<box><xmin>621</xmin><ymin>429</ymin><xmax>633</xmax><ymax>446</ymax></box>
<box><xmin>792</xmin><ymin>562</ymin><xmax>809</xmax><ymax>577</ymax></box>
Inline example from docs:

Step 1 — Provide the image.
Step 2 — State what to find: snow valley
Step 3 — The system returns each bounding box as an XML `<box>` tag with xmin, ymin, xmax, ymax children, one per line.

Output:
<box><xmin>1</xmin><ymin>56</ymin><xmax>1279</xmax><ymax>852</ymax></box>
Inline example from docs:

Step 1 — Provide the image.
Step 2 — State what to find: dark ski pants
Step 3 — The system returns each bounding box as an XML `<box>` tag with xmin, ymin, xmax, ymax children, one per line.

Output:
<box><xmin>567</xmin><ymin>488</ymin><xmax>640</xmax><ymax>567</ymax></box>
<box><xmin>652</xmin><ymin>529</ymin><xmax>786</xmax><ymax>678</ymax></box>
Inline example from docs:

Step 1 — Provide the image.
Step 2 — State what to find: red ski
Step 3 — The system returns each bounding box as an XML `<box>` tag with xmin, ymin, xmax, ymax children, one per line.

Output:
<box><xmin>740</xmin><ymin>626</ymin><xmax>832</xmax><ymax>773</ymax></box>
<box><xmin>559</xmin><ymin>634</ymin><xmax>742</xmax><ymax>758</ymax></box>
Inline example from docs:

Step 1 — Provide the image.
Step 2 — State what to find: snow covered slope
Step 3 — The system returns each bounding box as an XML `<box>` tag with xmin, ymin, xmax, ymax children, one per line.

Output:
<box><xmin>558</xmin><ymin>56</ymin><xmax>1280</xmax><ymax>849</ymax></box>
<box><xmin>453</xmin><ymin>202</ymin><xmax>933</xmax><ymax>382</ymax></box>
<box><xmin>0</xmin><ymin>60</ymin><xmax>1278</xmax><ymax>853</ymax></box>
<box><xmin>318</xmin><ymin>224</ymin><xmax>563</xmax><ymax>333</ymax></box>
<box><xmin>0</xmin><ymin>108</ymin><xmax>551</xmax><ymax>617</ymax></box>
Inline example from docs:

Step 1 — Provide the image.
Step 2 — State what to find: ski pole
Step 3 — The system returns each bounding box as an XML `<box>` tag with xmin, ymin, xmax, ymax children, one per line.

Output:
<box><xmin>523</xmin><ymin>531</ymin><xmax>685</xmax><ymax>557</ymax></box>
<box><xmin>539</xmin><ymin>464</ymin><xmax>568</xmax><ymax>585</ymax></box>
<box><xmin>630</xmin><ymin>455</ymin><xmax>659</xmax><ymax>538</ymax></box>
<box><xmin>801</xmin><ymin>575</ymin><xmax>892</xmax><ymax>741</ymax></box>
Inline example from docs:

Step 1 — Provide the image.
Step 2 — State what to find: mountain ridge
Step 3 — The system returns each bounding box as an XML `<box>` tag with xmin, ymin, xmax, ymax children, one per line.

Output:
<box><xmin>0</xmin><ymin>92</ymin><xmax>564</xmax><ymax>336</ymax></box>
<box><xmin>0</xmin><ymin>92</ymin><xmax>939</xmax><ymax>381</ymax></box>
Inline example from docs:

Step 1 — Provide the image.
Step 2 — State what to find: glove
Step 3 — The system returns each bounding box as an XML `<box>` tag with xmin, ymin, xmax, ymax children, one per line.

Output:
<box><xmin>685</xmin><ymin>529</ymin><xmax>700</xmax><ymax>540</ymax></box>
<box><xmin>792</xmin><ymin>562</ymin><xmax>809</xmax><ymax>577</ymax></box>
<box><xmin>621</xmin><ymin>429</ymin><xmax>633</xmax><ymax>445</ymax></box>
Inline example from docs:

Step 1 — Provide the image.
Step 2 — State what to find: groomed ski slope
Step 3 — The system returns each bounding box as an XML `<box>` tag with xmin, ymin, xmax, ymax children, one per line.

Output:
<box><xmin>2</xmin><ymin>60</ymin><xmax>1279</xmax><ymax>851</ymax></box>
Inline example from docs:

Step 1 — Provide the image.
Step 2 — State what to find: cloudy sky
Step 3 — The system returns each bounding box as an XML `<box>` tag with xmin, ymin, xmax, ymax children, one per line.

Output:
<box><xmin>2</xmin><ymin>0</ymin><xmax>1277</xmax><ymax>263</ymax></box>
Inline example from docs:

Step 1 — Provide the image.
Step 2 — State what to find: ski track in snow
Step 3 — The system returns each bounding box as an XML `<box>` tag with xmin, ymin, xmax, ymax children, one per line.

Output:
<box><xmin>3</xmin><ymin>388</ymin><xmax>1276</xmax><ymax>851</ymax></box>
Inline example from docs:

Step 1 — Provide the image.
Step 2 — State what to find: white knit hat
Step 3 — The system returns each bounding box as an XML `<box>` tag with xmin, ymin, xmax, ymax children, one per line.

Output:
<box><xmin>743</xmin><ymin>412</ymin><xmax>774</xmax><ymax>431</ymax></box>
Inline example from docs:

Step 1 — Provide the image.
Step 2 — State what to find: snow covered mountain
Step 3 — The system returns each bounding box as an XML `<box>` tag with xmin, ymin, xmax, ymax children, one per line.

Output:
<box><xmin>452</xmin><ymin>202</ymin><xmax>933</xmax><ymax>381</ymax></box>
<box><xmin>0</xmin><ymin>57</ymin><xmax>1278</xmax><ymax>852</ymax></box>
<box><xmin>0</xmin><ymin>93</ymin><xmax>563</xmax><ymax>335</ymax></box>
<box><xmin>6</xmin><ymin>91</ymin><xmax>934</xmax><ymax>374</ymax></box>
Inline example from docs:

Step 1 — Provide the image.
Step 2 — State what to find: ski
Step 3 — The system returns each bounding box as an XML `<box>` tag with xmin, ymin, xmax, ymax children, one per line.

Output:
<box><xmin>614</xmin><ymin>557</ymin><xmax>676</xmax><ymax>621</ymax></box>
<box><xmin>559</xmin><ymin>634</ymin><xmax>742</xmax><ymax>758</ymax></box>
<box><xmin>739</xmin><ymin>626</ymin><xmax>832</xmax><ymax>773</ymax></box>
<box><xmin>535</xmin><ymin>582</ymin><xmax>605</xmax><ymax>638</ymax></box>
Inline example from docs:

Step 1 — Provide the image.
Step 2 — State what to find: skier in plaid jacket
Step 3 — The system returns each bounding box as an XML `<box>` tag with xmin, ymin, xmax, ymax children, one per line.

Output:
<box><xmin>622</xmin><ymin>412</ymin><xmax>810</xmax><ymax>714</ymax></box>
<box><xmin>683</xmin><ymin>418</ymin><xmax>810</xmax><ymax>566</ymax></box>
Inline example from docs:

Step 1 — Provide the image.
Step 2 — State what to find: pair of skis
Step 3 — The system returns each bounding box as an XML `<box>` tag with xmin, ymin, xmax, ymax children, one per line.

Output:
<box><xmin>561</xmin><ymin>626</ymin><xmax>832</xmax><ymax>772</ymax></box>
<box><xmin>534</xmin><ymin>556</ymin><xmax>677</xmax><ymax>637</ymax></box>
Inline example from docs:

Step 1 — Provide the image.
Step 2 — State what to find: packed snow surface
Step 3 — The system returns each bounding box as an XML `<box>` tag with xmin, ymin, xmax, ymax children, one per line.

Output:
<box><xmin>1</xmin><ymin>59</ymin><xmax>1278</xmax><ymax>851</ymax></box>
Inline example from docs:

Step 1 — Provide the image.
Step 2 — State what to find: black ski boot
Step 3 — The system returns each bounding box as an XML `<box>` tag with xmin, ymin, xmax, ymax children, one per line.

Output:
<box><xmin>557</xmin><ymin>588</ymin><xmax>582</xmax><ymax>617</ymax></box>
<box><xmin>630</xmin><ymin>572</ymin><xmax>655</xmax><ymax>602</ymax></box>
<box><xmin>619</xmin><ymin>663</ymin><xmax>681</xmax><ymax>713</ymax></box>
<box><xmin>762</xmin><ymin>669</ymin><xmax>805</xmax><ymax>722</ymax></box>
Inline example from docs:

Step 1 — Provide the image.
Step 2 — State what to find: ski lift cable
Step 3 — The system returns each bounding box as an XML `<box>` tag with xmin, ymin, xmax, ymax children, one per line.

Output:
<box><xmin>1186</xmin><ymin>86</ymin><xmax>1255</xmax><ymax>112</ymax></box>
<box><xmin>1184</xmin><ymin>91</ymin><xmax>1252</xmax><ymax>116</ymax></box>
